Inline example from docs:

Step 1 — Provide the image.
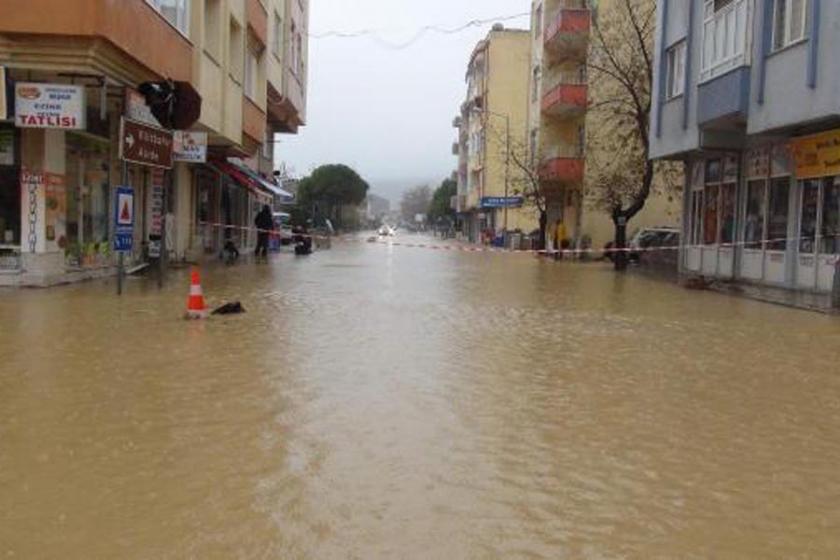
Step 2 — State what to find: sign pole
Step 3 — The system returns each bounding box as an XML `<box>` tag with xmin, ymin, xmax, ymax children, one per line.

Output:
<box><xmin>158</xmin><ymin>170</ymin><xmax>167</xmax><ymax>290</ymax></box>
<box><xmin>118</xmin><ymin>252</ymin><xmax>124</xmax><ymax>296</ymax></box>
<box><xmin>118</xmin><ymin>161</ymin><xmax>128</xmax><ymax>296</ymax></box>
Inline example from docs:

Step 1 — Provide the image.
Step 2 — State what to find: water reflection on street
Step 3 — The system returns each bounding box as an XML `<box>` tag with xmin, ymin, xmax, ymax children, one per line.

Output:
<box><xmin>2</xmin><ymin>236</ymin><xmax>840</xmax><ymax>558</ymax></box>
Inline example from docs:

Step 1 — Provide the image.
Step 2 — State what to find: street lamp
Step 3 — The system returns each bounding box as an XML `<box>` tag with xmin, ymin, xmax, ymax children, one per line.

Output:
<box><xmin>471</xmin><ymin>106</ymin><xmax>511</xmax><ymax>241</ymax></box>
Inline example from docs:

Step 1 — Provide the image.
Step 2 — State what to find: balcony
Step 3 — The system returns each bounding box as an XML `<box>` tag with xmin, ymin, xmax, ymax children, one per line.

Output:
<box><xmin>544</xmin><ymin>2</ymin><xmax>591</xmax><ymax>61</ymax></box>
<box><xmin>539</xmin><ymin>146</ymin><xmax>585</xmax><ymax>184</ymax></box>
<box><xmin>542</xmin><ymin>73</ymin><xmax>587</xmax><ymax>118</ymax></box>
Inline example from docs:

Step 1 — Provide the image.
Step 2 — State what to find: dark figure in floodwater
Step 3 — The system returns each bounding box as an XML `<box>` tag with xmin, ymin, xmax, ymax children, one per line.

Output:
<box><xmin>255</xmin><ymin>205</ymin><xmax>273</xmax><ymax>260</ymax></box>
<box><xmin>212</xmin><ymin>301</ymin><xmax>246</xmax><ymax>315</ymax></box>
<box><xmin>293</xmin><ymin>225</ymin><xmax>313</xmax><ymax>256</ymax></box>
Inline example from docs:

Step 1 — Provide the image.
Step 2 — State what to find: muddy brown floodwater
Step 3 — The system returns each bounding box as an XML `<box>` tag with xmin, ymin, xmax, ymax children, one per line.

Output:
<box><xmin>2</xmin><ymin>237</ymin><xmax>840</xmax><ymax>559</ymax></box>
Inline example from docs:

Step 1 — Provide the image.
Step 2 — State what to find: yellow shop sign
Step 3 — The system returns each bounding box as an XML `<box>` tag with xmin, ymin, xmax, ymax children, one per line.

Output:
<box><xmin>791</xmin><ymin>129</ymin><xmax>840</xmax><ymax>179</ymax></box>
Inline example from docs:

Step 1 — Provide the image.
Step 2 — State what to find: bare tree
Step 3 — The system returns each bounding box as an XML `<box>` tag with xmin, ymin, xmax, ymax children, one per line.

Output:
<box><xmin>586</xmin><ymin>0</ymin><xmax>680</xmax><ymax>270</ymax></box>
<box><xmin>508</xmin><ymin>138</ymin><xmax>549</xmax><ymax>250</ymax></box>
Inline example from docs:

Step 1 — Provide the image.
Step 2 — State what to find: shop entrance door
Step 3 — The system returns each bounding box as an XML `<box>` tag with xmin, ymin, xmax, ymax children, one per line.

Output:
<box><xmin>795</xmin><ymin>179</ymin><xmax>820</xmax><ymax>289</ymax></box>
<box><xmin>817</xmin><ymin>177</ymin><xmax>840</xmax><ymax>292</ymax></box>
<box><xmin>0</xmin><ymin>165</ymin><xmax>20</xmax><ymax>249</ymax></box>
<box><xmin>65</xmin><ymin>134</ymin><xmax>111</xmax><ymax>267</ymax></box>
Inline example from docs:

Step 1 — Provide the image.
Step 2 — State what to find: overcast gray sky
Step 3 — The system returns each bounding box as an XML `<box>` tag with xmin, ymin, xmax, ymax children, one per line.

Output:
<box><xmin>274</xmin><ymin>0</ymin><xmax>531</xmax><ymax>203</ymax></box>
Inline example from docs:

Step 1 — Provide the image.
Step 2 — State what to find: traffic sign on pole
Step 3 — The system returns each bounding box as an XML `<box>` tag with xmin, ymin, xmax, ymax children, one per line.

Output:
<box><xmin>114</xmin><ymin>186</ymin><xmax>134</xmax><ymax>252</ymax></box>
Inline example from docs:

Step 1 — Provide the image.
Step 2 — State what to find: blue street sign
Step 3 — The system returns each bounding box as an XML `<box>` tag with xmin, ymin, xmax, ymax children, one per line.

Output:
<box><xmin>114</xmin><ymin>186</ymin><xmax>134</xmax><ymax>252</ymax></box>
<box><xmin>480</xmin><ymin>196</ymin><xmax>525</xmax><ymax>209</ymax></box>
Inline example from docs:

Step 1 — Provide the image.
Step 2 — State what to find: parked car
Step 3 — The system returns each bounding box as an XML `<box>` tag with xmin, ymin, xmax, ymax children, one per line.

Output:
<box><xmin>271</xmin><ymin>212</ymin><xmax>294</xmax><ymax>247</ymax></box>
<box><xmin>628</xmin><ymin>227</ymin><xmax>680</xmax><ymax>263</ymax></box>
<box><xmin>603</xmin><ymin>227</ymin><xmax>680</xmax><ymax>263</ymax></box>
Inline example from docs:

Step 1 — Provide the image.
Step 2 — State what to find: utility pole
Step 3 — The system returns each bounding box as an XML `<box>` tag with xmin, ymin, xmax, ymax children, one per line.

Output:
<box><xmin>504</xmin><ymin>113</ymin><xmax>510</xmax><ymax>242</ymax></box>
<box><xmin>472</xmin><ymin>107</ymin><xmax>512</xmax><ymax>244</ymax></box>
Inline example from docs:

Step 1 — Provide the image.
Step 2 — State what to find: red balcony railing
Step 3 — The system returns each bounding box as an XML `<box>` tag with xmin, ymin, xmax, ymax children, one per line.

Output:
<box><xmin>542</xmin><ymin>81</ymin><xmax>587</xmax><ymax>117</ymax></box>
<box><xmin>544</xmin><ymin>5</ymin><xmax>591</xmax><ymax>59</ymax></box>
<box><xmin>540</xmin><ymin>149</ymin><xmax>585</xmax><ymax>184</ymax></box>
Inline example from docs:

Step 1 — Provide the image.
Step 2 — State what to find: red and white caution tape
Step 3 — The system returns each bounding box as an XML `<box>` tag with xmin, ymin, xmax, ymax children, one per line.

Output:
<box><xmin>197</xmin><ymin>221</ymin><xmax>840</xmax><ymax>261</ymax></box>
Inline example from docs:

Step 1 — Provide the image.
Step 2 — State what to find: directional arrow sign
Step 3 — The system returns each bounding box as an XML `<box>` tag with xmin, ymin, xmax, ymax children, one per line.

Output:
<box><xmin>119</xmin><ymin>117</ymin><xmax>173</xmax><ymax>169</ymax></box>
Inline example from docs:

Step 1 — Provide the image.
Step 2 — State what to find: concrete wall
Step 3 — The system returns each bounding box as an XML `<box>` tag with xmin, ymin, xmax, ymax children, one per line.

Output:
<box><xmin>749</xmin><ymin>1</ymin><xmax>840</xmax><ymax>135</ymax></box>
<box><xmin>650</xmin><ymin>0</ymin><xmax>701</xmax><ymax>160</ymax></box>
<box><xmin>486</xmin><ymin>30</ymin><xmax>536</xmax><ymax>233</ymax></box>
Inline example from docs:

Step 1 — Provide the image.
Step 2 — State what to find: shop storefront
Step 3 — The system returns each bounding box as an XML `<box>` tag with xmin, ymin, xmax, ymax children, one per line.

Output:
<box><xmin>789</xmin><ymin>130</ymin><xmax>840</xmax><ymax>292</ymax></box>
<box><xmin>195</xmin><ymin>160</ymin><xmax>274</xmax><ymax>258</ymax></box>
<box><xmin>0</xmin><ymin>125</ymin><xmax>21</xmax><ymax>270</ymax></box>
<box><xmin>682</xmin><ymin>131</ymin><xmax>840</xmax><ymax>294</ymax></box>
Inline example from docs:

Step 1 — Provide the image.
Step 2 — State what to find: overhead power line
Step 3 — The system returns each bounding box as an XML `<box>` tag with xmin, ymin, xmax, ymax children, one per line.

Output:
<box><xmin>309</xmin><ymin>12</ymin><xmax>531</xmax><ymax>50</ymax></box>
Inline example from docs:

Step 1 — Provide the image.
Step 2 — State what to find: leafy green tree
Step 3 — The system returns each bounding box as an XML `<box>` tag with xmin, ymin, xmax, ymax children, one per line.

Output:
<box><xmin>428</xmin><ymin>178</ymin><xmax>457</xmax><ymax>223</ymax></box>
<box><xmin>296</xmin><ymin>164</ymin><xmax>370</xmax><ymax>228</ymax></box>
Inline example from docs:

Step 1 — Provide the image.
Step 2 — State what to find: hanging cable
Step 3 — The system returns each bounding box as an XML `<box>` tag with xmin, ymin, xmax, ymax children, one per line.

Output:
<box><xmin>309</xmin><ymin>12</ymin><xmax>531</xmax><ymax>50</ymax></box>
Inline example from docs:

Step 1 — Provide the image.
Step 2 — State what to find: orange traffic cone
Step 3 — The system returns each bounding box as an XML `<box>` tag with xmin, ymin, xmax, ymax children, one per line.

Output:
<box><xmin>185</xmin><ymin>268</ymin><xmax>208</xmax><ymax>319</ymax></box>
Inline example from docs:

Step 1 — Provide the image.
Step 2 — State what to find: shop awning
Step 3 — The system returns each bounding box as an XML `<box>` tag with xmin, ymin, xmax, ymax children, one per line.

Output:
<box><xmin>208</xmin><ymin>160</ymin><xmax>294</xmax><ymax>204</ymax></box>
<box><xmin>232</xmin><ymin>162</ymin><xmax>293</xmax><ymax>200</ymax></box>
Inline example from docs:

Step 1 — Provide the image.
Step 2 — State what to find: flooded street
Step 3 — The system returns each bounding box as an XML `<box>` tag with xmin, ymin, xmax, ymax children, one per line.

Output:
<box><xmin>3</xmin><ymin>237</ymin><xmax>840</xmax><ymax>559</ymax></box>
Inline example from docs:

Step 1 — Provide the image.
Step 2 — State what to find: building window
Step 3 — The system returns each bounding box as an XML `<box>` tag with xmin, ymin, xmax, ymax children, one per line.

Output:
<box><xmin>767</xmin><ymin>177</ymin><xmax>790</xmax><ymax>251</ymax></box>
<box><xmin>229</xmin><ymin>19</ymin><xmax>244</xmax><ymax>83</ymax></box>
<box><xmin>244</xmin><ymin>44</ymin><xmax>260</xmax><ymax>100</ymax></box>
<box><xmin>290</xmin><ymin>21</ymin><xmax>300</xmax><ymax>75</ymax></box>
<box><xmin>700</xmin><ymin>0</ymin><xmax>749</xmax><ymax>82</ymax></box>
<box><xmin>799</xmin><ymin>179</ymin><xmax>820</xmax><ymax>254</ymax></box>
<box><xmin>577</xmin><ymin>125</ymin><xmax>586</xmax><ymax>157</ymax></box>
<box><xmin>703</xmin><ymin>184</ymin><xmax>719</xmax><ymax>245</ymax></box>
<box><xmin>532</xmin><ymin>66</ymin><xmax>541</xmax><ymax>102</ymax></box>
<box><xmin>773</xmin><ymin>0</ymin><xmax>809</xmax><ymax>51</ymax></box>
<box><xmin>263</xmin><ymin>129</ymin><xmax>273</xmax><ymax>159</ymax></box>
<box><xmin>296</xmin><ymin>32</ymin><xmax>304</xmax><ymax>76</ymax></box>
<box><xmin>720</xmin><ymin>183</ymin><xmax>737</xmax><ymax>244</ymax></box>
<box><xmin>204</xmin><ymin>0</ymin><xmax>221</xmax><ymax>59</ymax></box>
<box><xmin>145</xmin><ymin>0</ymin><xmax>190</xmax><ymax>36</ymax></box>
<box><xmin>273</xmin><ymin>12</ymin><xmax>283</xmax><ymax>59</ymax></box>
<box><xmin>665</xmin><ymin>41</ymin><xmax>686</xmax><ymax>99</ymax></box>
<box><xmin>821</xmin><ymin>177</ymin><xmax>840</xmax><ymax>254</ymax></box>
<box><xmin>744</xmin><ymin>180</ymin><xmax>766</xmax><ymax>249</ymax></box>
<box><xmin>690</xmin><ymin>191</ymin><xmax>703</xmax><ymax>245</ymax></box>
<box><xmin>530</xmin><ymin>129</ymin><xmax>538</xmax><ymax>167</ymax></box>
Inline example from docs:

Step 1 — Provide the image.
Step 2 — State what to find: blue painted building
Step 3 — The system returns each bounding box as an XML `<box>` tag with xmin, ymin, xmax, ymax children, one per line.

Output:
<box><xmin>651</xmin><ymin>0</ymin><xmax>840</xmax><ymax>294</ymax></box>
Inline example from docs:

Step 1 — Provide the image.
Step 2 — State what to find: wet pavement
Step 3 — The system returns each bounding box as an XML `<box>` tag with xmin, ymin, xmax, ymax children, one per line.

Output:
<box><xmin>2</xmin><ymin>235</ymin><xmax>840</xmax><ymax>559</ymax></box>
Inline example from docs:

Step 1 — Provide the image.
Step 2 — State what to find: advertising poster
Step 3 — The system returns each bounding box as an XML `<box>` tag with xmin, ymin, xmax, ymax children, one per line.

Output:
<box><xmin>15</xmin><ymin>82</ymin><xmax>86</xmax><ymax>130</ymax></box>
<box><xmin>149</xmin><ymin>169</ymin><xmax>165</xmax><ymax>258</ymax></box>
<box><xmin>44</xmin><ymin>173</ymin><xmax>67</xmax><ymax>249</ymax></box>
<box><xmin>173</xmin><ymin>131</ymin><xmax>208</xmax><ymax>163</ymax></box>
<box><xmin>20</xmin><ymin>170</ymin><xmax>44</xmax><ymax>254</ymax></box>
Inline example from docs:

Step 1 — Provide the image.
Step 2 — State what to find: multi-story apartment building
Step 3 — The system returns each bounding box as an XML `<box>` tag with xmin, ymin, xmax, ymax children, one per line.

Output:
<box><xmin>454</xmin><ymin>26</ymin><xmax>535</xmax><ymax>244</ymax></box>
<box><xmin>529</xmin><ymin>0</ymin><xmax>680</xmax><ymax>252</ymax></box>
<box><xmin>651</xmin><ymin>0</ymin><xmax>839</xmax><ymax>296</ymax></box>
<box><xmin>0</xmin><ymin>0</ymin><xmax>307</xmax><ymax>286</ymax></box>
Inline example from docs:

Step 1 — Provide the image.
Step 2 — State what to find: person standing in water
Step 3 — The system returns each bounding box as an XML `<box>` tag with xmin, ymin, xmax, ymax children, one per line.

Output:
<box><xmin>254</xmin><ymin>205</ymin><xmax>274</xmax><ymax>261</ymax></box>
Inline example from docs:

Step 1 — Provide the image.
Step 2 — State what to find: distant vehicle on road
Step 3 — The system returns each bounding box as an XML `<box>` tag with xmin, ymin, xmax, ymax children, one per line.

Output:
<box><xmin>272</xmin><ymin>212</ymin><xmax>293</xmax><ymax>246</ymax></box>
